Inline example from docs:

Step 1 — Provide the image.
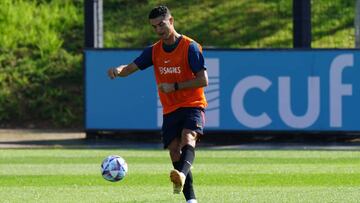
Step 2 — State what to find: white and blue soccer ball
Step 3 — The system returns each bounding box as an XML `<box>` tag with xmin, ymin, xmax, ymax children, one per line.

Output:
<box><xmin>101</xmin><ymin>155</ymin><xmax>128</xmax><ymax>182</ymax></box>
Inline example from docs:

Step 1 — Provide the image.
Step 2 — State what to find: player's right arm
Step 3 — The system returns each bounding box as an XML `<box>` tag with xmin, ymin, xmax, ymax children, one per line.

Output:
<box><xmin>107</xmin><ymin>46</ymin><xmax>153</xmax><ymax>80</ymax></box>
<box><xmin>108</xmin><ymin>63</ymin><xmax>139</xmax><ymax>79</ymax></box>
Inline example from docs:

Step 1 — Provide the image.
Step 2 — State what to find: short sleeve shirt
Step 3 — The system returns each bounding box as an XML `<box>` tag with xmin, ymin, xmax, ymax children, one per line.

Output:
<box><xmin>133</xmin><ymin>36</ymin><xmax>206</xmax><ymax>73</ymax></box>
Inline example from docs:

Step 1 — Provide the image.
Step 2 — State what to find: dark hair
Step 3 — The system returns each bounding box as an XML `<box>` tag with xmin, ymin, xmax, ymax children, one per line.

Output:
<box><xmin>148</xmin><ymin>5</ymin><xmax>171</xmax><ymax>19</ymax></box>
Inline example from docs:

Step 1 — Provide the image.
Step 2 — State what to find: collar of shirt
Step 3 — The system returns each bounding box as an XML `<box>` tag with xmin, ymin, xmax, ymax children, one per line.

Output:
<box><xmin>162</xmin><ymin>35</ymin><xmax>183</xmax><ymax>53</ymax></box>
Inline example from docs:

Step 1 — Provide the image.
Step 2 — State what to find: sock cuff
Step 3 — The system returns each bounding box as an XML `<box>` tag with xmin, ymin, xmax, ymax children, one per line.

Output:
<box><xmin>181</xmin><ymin>144</ymin><xmax>195</xmax><ymax>153</ymax></box>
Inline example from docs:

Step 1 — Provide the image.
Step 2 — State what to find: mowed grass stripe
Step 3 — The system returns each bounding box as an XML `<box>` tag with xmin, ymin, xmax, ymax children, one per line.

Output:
<box><xmin>1</xmin><ymin>186</ymin><xmax>360</xmax><ymax>203</ymax></box>
<box><xmin>0</xmin><ymin>164</ymin><xmax>172</xmax><ymax>175</ymax></box>
<box><xmin>196</xmin><ymin>186</ymin><xmax>360</xmax><ymax>203</ymax></box>
<box><xmin>2</xmin><ymin>150</ymin><xmax>360</xmax><ymax>158</ymax></box>
<box><xmin>2</xmin><ymin>173</ymin><xmax>360</xmax><ymax>187</ymax></box>
<box><xmin>198</xmin><ymin>150</ymin><xmax>360</xmax><ymax>159</ymax></box>
<box><xmin>0</xmin><ymin>149</ymin><xmax>167</xmax><ymax>158</ymax></box>
<box><xmin>194</xmin><ymin>164</ymin><xmax>360</xmax><ymax>174</ymax></box>
<box><xmin>0</xmin><ymin>186</ymin><xmax>184</xmax><ymax>203</ymax></box>
<box><xmin>0</xmin><ymin>157</ymin><xmax>168</xmax><ymax>164</ymax></box>
<box><xmin>1</xmin><ymin>156</ymin><xmax>360</xmax><ymax>164</ymax></box>
<box><xmin>1</xmin><ymin>164</ymin><xmax>360</xmax><ymax>175</ymax></box>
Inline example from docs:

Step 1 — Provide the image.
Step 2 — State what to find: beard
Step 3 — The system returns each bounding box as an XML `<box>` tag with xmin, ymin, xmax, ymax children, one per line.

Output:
<box><xmin>160</xmin><ymin>32</ymin><xmax>170</xmax><ymax>40</ymax></box>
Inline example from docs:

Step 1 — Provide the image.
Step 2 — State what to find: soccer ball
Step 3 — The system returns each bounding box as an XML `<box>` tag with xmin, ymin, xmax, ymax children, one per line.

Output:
<box><xmin>101</xmin><ymin>155</ymin><xmax>128</xmax><ymax>182</ymax></box>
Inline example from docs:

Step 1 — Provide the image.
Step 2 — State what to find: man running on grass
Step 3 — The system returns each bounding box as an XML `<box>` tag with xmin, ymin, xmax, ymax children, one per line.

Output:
<box><xmin>107</xmin><ymin>5</ymin><xmax>207</xmax><ymax>203</ymax></box>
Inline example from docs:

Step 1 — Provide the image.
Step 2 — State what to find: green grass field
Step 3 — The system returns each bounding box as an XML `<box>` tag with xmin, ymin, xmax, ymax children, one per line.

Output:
<box><xmin>1</xmin><ymin>149</ymin><xmax>360</xmax><ymax>203</ymax></box>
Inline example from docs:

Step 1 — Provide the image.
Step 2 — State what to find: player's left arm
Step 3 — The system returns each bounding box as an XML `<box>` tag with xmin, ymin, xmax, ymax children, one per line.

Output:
<box><xmin>158</xmin><ymin>42</ymin><xmax>208</xmax><ymax>93</ymax></box>
<box><xmin>158</xmin><ymin>70</ymin><xmax>208</xmax><ymax>93</ymax></box>
<box><xmin>177</xmin><ymin>69</ymin><xmax>208</xmax><ymax>89</ymax></box>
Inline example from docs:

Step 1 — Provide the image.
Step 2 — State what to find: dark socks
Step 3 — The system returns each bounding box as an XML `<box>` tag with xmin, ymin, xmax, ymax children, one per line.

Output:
<box><xmin>172</xmin><ymin>161</ymin><xmax>181</xmax><ymax>171</ymax></box>
<box><xmin>172</xmin><ymin>161</ymin><xmax>196</xmax><ymax>200</ymax></box>
<box><xmin>183</xmin><ymin>170</ymin><xmax>196</xmax><ymax>200</ymax></box>
<box><xmin>179</xmin><ymin>145</ymin><xmax>195</xmax><ymax>176</ymax></box>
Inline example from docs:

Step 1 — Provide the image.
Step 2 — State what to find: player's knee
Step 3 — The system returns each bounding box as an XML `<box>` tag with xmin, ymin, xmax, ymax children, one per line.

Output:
<box><xmin>181</xmin><ymin>129</ymin><xmax>197</xmax><ymax>146</ymax></box>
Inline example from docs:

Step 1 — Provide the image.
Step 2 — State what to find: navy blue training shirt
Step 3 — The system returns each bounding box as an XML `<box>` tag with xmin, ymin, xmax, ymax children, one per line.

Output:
<box><xmin>133</xmin><ymin>36</ymin><xmax>206</xmax><ymax>73</ymax></box>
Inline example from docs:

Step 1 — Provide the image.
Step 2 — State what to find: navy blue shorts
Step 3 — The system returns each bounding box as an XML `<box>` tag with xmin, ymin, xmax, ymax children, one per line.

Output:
<box><xmin>161</xmin><ymin>107</ymin><xmax>205</xmax><ymax>149</ymax></box>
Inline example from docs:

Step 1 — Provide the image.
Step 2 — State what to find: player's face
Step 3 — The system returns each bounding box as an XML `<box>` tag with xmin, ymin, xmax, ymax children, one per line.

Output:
<box><xmin>149</xmin><ymin>15</ymin><xmax>173</xmax><ymax>40</ymax></box>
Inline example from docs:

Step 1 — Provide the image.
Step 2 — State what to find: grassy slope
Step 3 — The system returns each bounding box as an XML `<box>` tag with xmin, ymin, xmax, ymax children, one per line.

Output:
<box><xmin>105</xmin><ymin>0</ymin><xmax>354</xmax><ymax>48</ymax></box>
<box><xmin>0</xmin><ymin>0</ymin><xmax>355</xmax><ymax>128</ymax></box>
<box><xmin>0</xmin><ymin>149</ymin><xmax>360</xmax><ymax>202</ymax></box>
<box><xmin>0</xmin><ymin>0</ymin><xmax>83</xmax><ymax>128</ymax></box>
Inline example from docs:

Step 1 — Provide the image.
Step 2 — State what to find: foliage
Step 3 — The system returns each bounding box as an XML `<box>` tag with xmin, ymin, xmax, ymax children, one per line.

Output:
<box><xmin>104</xmin><ymin>0</ymin><xmax>354</xmax><ymax>48</ymax></box>
<box><xmin>0</xmin><ymin>0</ymin><xmax>83</xmax><ymax>128</ymax></box>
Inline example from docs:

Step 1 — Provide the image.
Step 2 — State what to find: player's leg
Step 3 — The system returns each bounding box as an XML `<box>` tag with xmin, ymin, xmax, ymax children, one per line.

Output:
<box><xmin>171</xmin><ymin>108</ymin><xmax>204</xmax><ymax>202</ymax></box>
<box><xmin>181</xmin><ymin>130</ymin><xmax>198</xmax><ymax>202</ymax></box>
<box><xmin>170</xmin><ymin>129</ymin><xmax>198</xmax><ymax>200</ymax></box>
<box><xmin>162</xmin><ymin>109</ymin><xmax>185</xmax><ymax>194</ymax></box>
<box><xmin>167</xmin><ymin>130</ymin><xmax>196</xmax><ymax>196</ymax></box>
<box><xmin>178</xmin><ymin>107</ymin><xmax>204</xmax><ymax>177</ymax></box>
<box><xmin>162</xmin><ymin>108</ymin><xmax>182</xmax><ymax>161</ymax></box>
<box><xmin>172</xmin><ymin>159</ymin><xmax>196</xmax><ymax>201</ymax></box>
<box><xmin>178</xmin><ymin>129</ymin><xmax>197</xmax><ymax>175</ymax></box>
<box><xmin>168</xmin><ymin>138</ymin><xmax>186</xmax><ymax>194</ymax></box>
<box><xmin>168</xmin><ymin>137</ymin><xmax>181</xmax><ymax>162</ymax></box>
<box><xmin>169</xmin><ymin>137</ymin><xmax>196</xmax><ymax>201</ymax></box>
<box><xmin>183</xmin><ymin>170</ymin><xmax>196</xmax><ymax>202</ymax></box>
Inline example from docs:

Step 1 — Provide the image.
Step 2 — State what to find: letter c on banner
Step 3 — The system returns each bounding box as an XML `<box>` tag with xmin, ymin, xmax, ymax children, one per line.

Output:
<box><xmin>231</xmin><ymin>76</ymin><xmax>272</xmax><ymax>128</ymax></box>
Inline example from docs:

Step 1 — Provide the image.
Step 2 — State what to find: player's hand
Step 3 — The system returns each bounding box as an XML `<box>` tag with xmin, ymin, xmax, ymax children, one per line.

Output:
<box><xmin>158</xmin><ymin>83</ymin><xmax>175</xmax><ymax>93</ymax></box>
<box><xmin>108</xmin><ymin>67</ymin><xmax>118</xmax><ymax>79</ymax></box>
<box><xmin>108</xmin><ymin>65</ymin><xmax>126</xmax><ymax>79</ymax></box>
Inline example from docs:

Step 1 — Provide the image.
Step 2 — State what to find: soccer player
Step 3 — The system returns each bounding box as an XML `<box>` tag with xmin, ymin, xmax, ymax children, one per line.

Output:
<box><xmin>107</xmin><ymin>5</ymin><xmax>207</xmax><ymax>203</ymax></box>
